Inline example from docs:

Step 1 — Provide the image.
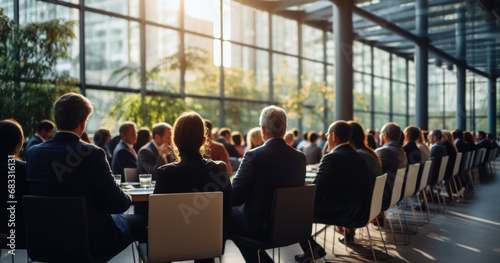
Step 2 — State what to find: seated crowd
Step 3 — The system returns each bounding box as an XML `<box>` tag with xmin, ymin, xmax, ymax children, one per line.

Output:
<box><xmin>1</xmin><ymin>92</ymin><xmax>499</xmax><ymax>263</ymax></box>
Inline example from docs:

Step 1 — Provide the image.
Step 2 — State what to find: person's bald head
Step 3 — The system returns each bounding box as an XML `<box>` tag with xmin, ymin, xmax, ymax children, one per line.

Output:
<box><xmin>380</xmin><ymin>122</ymin><xmax>401</xmax><ymax>145</ymax></box>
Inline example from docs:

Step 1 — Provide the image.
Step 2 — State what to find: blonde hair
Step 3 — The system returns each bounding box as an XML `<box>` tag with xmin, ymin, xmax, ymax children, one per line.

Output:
<box><xmin>246</xmin><ymin>127</ymin><xmax>262</xmax><ymax>150</ymax></box>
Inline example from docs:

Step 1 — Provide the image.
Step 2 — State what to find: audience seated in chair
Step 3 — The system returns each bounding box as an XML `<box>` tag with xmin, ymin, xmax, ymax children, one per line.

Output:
<box><xmin>154</xmin><ymin>111</ymin><xmax>232</xmax><ymax>263</ymax></box>
<box><xmin>25</xmin><ymin>119</ymin><xmax>54</xmax><ymax>151</ymax></box>
<box><xmin>230</xmin><ymin>106</ymin><xmax>306</xmax><ymax>263</ymax></box>
<box><xmin>112</xmin><ymin>121</ymin><xmax>138</xmax><ymax>178</ymax></box>
<box><xmin>296</xmin><ymin>121</ymin><xmax>374</xmax><ymax>263</ymax></box>
<box><xmin>137</xmin><ymin>122</ymin><xmax>176</xmax><ymax>180</ymax></box>
<box><xmin>26</xmin><ymin>93</ymin><xmax>146</xmax><ymax>259</ymax></box>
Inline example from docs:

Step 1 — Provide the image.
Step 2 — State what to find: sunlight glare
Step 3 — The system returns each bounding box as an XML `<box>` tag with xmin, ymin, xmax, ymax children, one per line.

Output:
<box><xmin>413</xmin><ymin>248</ymin><xmax>436</xmax><ymax>261</ymax></box>
<box><xmin>456</xmin><ymin>243</ymin><xmax>481</xmax><ymax>253</ymax></box>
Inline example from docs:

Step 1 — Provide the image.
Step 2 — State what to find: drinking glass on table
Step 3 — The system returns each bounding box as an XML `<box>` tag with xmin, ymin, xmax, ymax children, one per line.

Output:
<box><xmin>139</xmin><ymin>174</ymin><xmax>152</xmax><ymax>188</ymax></box>
<box><xmin>114</xmin><ymin>174</ymin><xmax>122</xmax><ymax>185</ymax></box>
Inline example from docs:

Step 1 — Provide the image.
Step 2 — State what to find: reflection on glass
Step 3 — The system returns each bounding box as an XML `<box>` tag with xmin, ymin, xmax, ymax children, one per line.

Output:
<box><xmin>184</xmin><ymin>0</ymin><xmax>220</xmax><ymax>37</ymax></box>
<box><xmin>19</xmin><ymin>0</ymin><xmax>80</xmax><ymax>80</ymax></box>
<box><xmin>85</xmin><ymin>11</ymin><xmax>141</xmax><ymax>88</ymax></box>
<box><xmin>185</xmin><ymin>98</ymin><xmax>220</xmax><ymax>127</ymax></box>
<box><xmin>225</xmin><ymin>44</ymin><xmax>268</xmax><ymax>100</ymax></box>
<box><xmin>273</xmin><ymin>53</ymin><xmax>298</xmax><ymax>102</ymax></box>
<box><xmin>86</xmin><ymin>0</ymin><xmax>139</xmax><ymax>18</ymax></box>
<box><xmin>146</xmin><ymin>25</ymin><xmax>180</xmax><ymax>92</ymax></box>
<box><xmin>302</xmin><ymin>25</ymin><xmax>323</xmax><ymax>61</ymax></box>
<box><xmin>86</xmin><ymin>89</ymin><xmax>130</xmax><ymax>134</ymax></box>
<box><xmin>224</xmin><ymin>101</ymin><xmax>264</xmax><ymax>133</ymax></box>
<box><xmin>230</xmin><ymin>2</ymin><xmax>268</xmax><ymax>48</ymax></box>
<box><xmin>146</xmin><ymin>0</ymin><xmax>180</xmax><ymax>27</ymax></box>
<box><xmin>272</xmin><ymin>15</ymin><xmax>298</xmax><ymax>55</ymax></box>
<box><xmin>184</xmin><ymin>34</ymin><xmax>218</xmax><ymax>95</ymax></box>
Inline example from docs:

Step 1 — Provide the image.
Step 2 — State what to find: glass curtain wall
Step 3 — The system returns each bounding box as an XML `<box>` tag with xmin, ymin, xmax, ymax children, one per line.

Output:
<box><xmin>2</xmin><ymin>0</ymin><xmax>496</xmax><ymax>137</ymax></box>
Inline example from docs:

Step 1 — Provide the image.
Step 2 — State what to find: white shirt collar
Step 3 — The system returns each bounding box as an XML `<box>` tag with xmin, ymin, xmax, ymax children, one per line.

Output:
<box><xmin>34</xmin><ymin>133</ymin><xmax>45</xmax><ymax>142</ymax></box>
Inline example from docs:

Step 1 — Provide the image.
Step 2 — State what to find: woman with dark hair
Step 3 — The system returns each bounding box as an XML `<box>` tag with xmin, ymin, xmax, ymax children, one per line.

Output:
<box><xmin>348</xmin><ymin>121</ymin><xmax>383</xmax><ymax>177</ymax></box>
<box><xmin>133</xmin><ymin>127</ymin><xmax>151</xmax><ymax>153</ymax></box>
<box><xmin>94</xmin><ymin>128</ymin><xmax>112</xmax><ymax>162</ymax></box>
<box><xmin>154</xmin><ymin>112</ymin><xmax>232</xmax><ymax>263</ymax></box>
<box><xmin>463</xmin><ymin>131</ymin><xmax>476</xmax><ymax>152</ymax></box>
<box><xmin>231</xmin><ymin>131</ymin><xmax>245</xmax><ymax>156</ymax></box>
<box><xmin>1</xmin><ymin>119</ymin><xmax>30</xmax><ymax>248</ymax></box>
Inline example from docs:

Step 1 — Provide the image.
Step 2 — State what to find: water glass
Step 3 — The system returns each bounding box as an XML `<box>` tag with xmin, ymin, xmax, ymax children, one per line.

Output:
<box><xmin>114</xmin><ymin>174</ymin><xmax>122</xmax><ymax>185</ymax></box>
<box><xmin>139</xmin><ymin>174</ymin><xmax>152</xmax><ymax>188</ymax></box>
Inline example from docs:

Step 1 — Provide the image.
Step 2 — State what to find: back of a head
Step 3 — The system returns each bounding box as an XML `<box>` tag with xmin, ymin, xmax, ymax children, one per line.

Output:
<box><xmin>259</xmin><ymin>106</ymin><xmax>287</xmax><ymax>138</ymax></box>
<box><xmin>452</xmin><ymin>129</ymin><xmax>463</xmax><ymax>140</ymax></box>
<box><xmin>37</xmin><ymin>120</ymin><xmax>55</xmax><ymax>133</ymax></box>
<box><xmin>291</xmin><ymin>128</ymin><xmax>299</xmax><ymax>137</ymax></box>
<box><xmin>173</xmin><ymin>112</ymin><xmax>206</xmax><ymax>160</ymax></box>
<box><xmin>367</xmin><ymin>129</ymin><xmax>376</xmax><ymax>136</ymax></box>
<box><xmin>478</xmin><ymin>130</ymin><xmax>486</xmax><ymax>139</ymax></box>
<box><xmin>246</xmin><ymin>127</ymin><xmax>262</xmax><ymax>149</ymax></box>
<box><xmin>284</xmin><ymin>131</ymin><xmax>294</xmax><ymax>144</ymax></box>
<box><xmin>152</xmin><ymin>122</ymin><xmax>171</xmax><ymax>138</ymax></box>
<box><xmin>307</xmin><ymin>131</ymin><xmax>318</xmax><ymax>143</ymax></box>
<box><xmin>94</xmin><ymin>128</ymin><xmax>111</xmax><ymax>148</ymax></box>
<box><xmin>231</xmin><ymin>131</ymin><xmax>243</xmax><ymax>146</ymax></box>
<box><xmin>404</xmin><ymin>125</ymin><xmax>421</xmax><ymax>142</ymax></box>
<box><xmin>53</xmin><ymin>93</ymin><xmax>93</xmax><ymax>131</ymax></box>
<box><xmin>430</xmin><ymin>129</ymin><xmax>443</xmax><ymax>141</ymax></box>
<box><xmin>381</xmin><ymin>122</ymin><xmax>402</xmax><ymax>142</ymax></box>
<box><xmin>0</xmin><ymin>119</ymin><xmax>24</xmax><ymax>158</ymax></box>
<box><xmin>218</xmin><ymin>127</ymin><xmax>231</xmax><ymax>138</ymax></box>
<box><xmin>328</xmin><ymin>120</ymin><xmax>352</xmax><ymax>143</ymax></box>
<box><xmin>347</xmin><ymin>121</ymin><xmax>366</xmax><ymax>150</ymax></box>
<box><xmin>463</xmin><ymin>131</ymin><xmax>474</xmax><ymax>144</ymax></box>
<box><xmin>486</xmin><ymin>133</ymin><xmax>494</xmax><ymax>140</ymax></box>
<box><xmin>442</xmin><ymin>130</ymin><xmax>454</xmax><ymax>145</ymax></box>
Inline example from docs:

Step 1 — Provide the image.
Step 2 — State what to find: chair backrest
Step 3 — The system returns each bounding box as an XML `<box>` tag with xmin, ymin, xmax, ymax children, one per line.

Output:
<box><xmin>148</xmin><ymin>192</ymin><xmax>223</xmax><ymax>263</ymax></box>
<box><xmin>461</xmin><ymin>151</ymin><xmax>471</xmax><ymax>172</ymax></box>
<box><xmin>390</xmin><ymin>167</ymin><xmax>406</xmax><ymax>207</ymax></box>
<box><xmin>403</xmin><ymin>163</ymin><xmax>420</xmax><ymax>199</ymax></box>
<box><xmin>418</xmin><ymin>159</ymin><xmax>433</xmax><ymax>192</ymax></box>
<box><xmin>436</xmin><ymin>156</ymin><xmax>449</xmax><ymax>183</ymax></box>
<box><xmin>368</xmin><ymin>174</ymin><xmax>388</xmax><ymax>223</ymax></box>
<box><xmin>22</xmin><ymin>195</ymin><xmax>95</xmax><ymax>262</ymax></box>
<box><xmin>124</xmin><ymin>168</ymin><xmax>138</xmax><ymax>182</ymax></box>
<box><xmin>268</xmin><ymin>185</ymin><xmax>317</xmax><ymax>248</ymax></box>
<box><xmin>468</xmin><ymin>151</ymin><xmax>476</xmax><ymax>170</ymax></box>
<box><xmin>480</xmin><ymin>148</ymin><xmax>487</xmax><ymax>164</ymax></box>
<box><xmin>452</xmin><ymin>152</ymin><xmax>463</xmax><ymax>177</ymax></box>
<box><xmin>473</xmin><ymin>149</ymin><xmax>484</xmax><ymax>167</ymax></box>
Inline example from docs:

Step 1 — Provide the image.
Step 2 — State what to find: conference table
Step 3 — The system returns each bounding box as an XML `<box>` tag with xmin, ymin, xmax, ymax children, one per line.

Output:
<box><xmin>124</xmin><ymin>165</ymin><xmax>319</xmax><ymax>202</ymax></box>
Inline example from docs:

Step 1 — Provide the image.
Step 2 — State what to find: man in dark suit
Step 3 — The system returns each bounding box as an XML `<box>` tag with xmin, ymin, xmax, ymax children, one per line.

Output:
<box><xmin>453</xmin><ymin>129</ymin><xmax>467</xmax><ymax>153</ymax></box>
<box><xmin>295</xmin><ymin>121</ymin><xmax>373</xmax><ymax>262</ymax></box>
<box><xmin>230</xmin><ymin>106</ymin><xmax>306</xmax><ymax>263</ymax></box>
<box><xmin>428</xmin><ymin>129</ymin><xmax>448</xmax><ymax>186</ymax></box>
<box><xmin>476</xmin><ymin>131</ymin><xmax>491</xmax><ymax>151</ymax></box>
<box><xmin>137</xmin><ymin>122</ymin><xmax>175</xmax><ymax>180</ymax></box>
<box><xmin>26</xmin><ymin>93</ymin><xmax>146</xmax><ymax>259</ymax></box>
<box><xmin>216</xmin><ymin>127</ymin><xmax>241</xmax><ymax>158</ymax></box>
<box><xmin>111</xmin><ymin>121</ymin><xmax>138</xmax><ymax>178</ymax></box>
<box><xmin>487</xmin><ymin>133</ymin><xmax>499</xmax><ymax>157</ymax></box>
<box><xmin>375</xmin><ymin>122</ymin><xmax>407</xmax><ymax>211</ymax></box>
<box><xmin>25</xmin><ymin>120</ymin><xmax>54</xmax><ymax>150</ymax></box>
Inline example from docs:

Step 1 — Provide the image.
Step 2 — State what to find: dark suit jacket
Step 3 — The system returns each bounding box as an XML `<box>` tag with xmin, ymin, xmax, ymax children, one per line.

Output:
<box><xmin>154</xmin><ymin>153</ymin><xmax>232</xmax><ymax>235</ymax></box>
<box><xmin>375</xmin><ymin>141</ymin><xmax>407</xmax><ymax>210</ymax></box>
<box><xmin>111</xmin><ymin>141</ymin><xmax>137</xmax><ymax>178</ymax></box>
<box><xmin>1</xmin><ymin>159</ymin><xmax>29</xmax><ymax>248</ymax></box>
<box><xmin>429</xmin><ymin>142</ymin><xmax>448</xmax><ymax>185</ymax></box>
<box><xmin>304</xmin><ymin>143</ymin><xmax>322</xmax><ymax>165</ymax></box>
<box><xmin>231</xmin><ymin>138</ymin><xmax>305</xmax><ymax>239</ymax></box>
<box><xmin>443</xmin><ymin>141</ymin><xmax>457</xmax><ymax>180</ymax></box>
<box><xmin>26</xmin><ymin>132</ymin><xmax>131</xmax><ymax>258</ymax></box>
<box><xmin>455</xmin><ymin>138</ymin><xmax>467</xmax><ymax>153</ymax></box>
<box><xmin>26</xmin><ymin>134</ymin><xmax>43</xmax><ymax>150</ymax></box>
<box><xmin>404</xmin><ymin>141</ymin><xmax>422</xmax><ymax>164</ymax></box>
<box><xmin>137</xmin><ymin>141</ymin><xmax>174</xmax><ymax>180</ymax></box>
<box><xmin>312</xmin><ymin>144</ymin><xmax>374</xmax><ymax>228</ymax></box>
<box><xmin>215</xmin><ymin>138</ymin><xmax>241</xmax><ymax>158</ymax></box>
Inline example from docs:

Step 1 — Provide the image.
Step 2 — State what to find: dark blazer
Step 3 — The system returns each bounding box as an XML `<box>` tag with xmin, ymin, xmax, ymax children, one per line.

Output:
<box><xmin>154</xmin><ymin>153</ymin><xmax>232</xmax><ymax>235</ymax></box>
<box><xmin>429</xmin><ymin>142</ymin><xmax>448</xmax><ymax>185</ymax></box>
<box><xmin>215</xmin><ymin>138</ymin><xmax>241</xmax><ymax>158</ymax></box>
<box><xmin>231</xmin><ymin>138</ymin><xmax>305</xmax><ymax>239</ymax></box>
<box><xmin>443</xmin><ymin>141</ymin><xmax>457</xmax><ymax>180</ymax></box>
<box><xmin>375</xmin><ymin>141</ymin><xmax>407</xmax><ymax>210</ymax></box>
<box><xmin>26</xmin><ymin>132</ymin><xmax>131</xmax><ymax>258</ymax></box>
<box><xmin>26</xmin><ymin>134</ymin><xmax>43</xmax><ymax>151</ymax></box>
<box><xmin>404</xmin><ymin>141</ymin><xmax>422</xmax><ymax>164</ymax></box>
<box><xmin>1</xmin><ymin>159</ymin><xmax>29</xmax><ymax>248</ymax></box>
<box><xmin>476</xmin><ymin>139</ymin><xmax>491</xmax><ymax>150</ymax></box>
<box><xmin>455</xmin><ymin>138</ymin><xmax>467</xmax><ymax>153</ymax></box>
<box><xmin>304</xmin><ymin>143</ymin><xmax>322</xmax><ymax>165</ymax></box>
<box><xmin>112</xmin><ymin>141</ymin><xmax>137</xmax><ymax>178</ymax></box>
<box><xmin>312</xmin><ymin>144</ymin><xmax>374</xmax><ymax>228</ymax></box>
<box><xmin>137</xmin><ymin>141</ymin><xmax>174</xmax><ymax>180</ymax></box>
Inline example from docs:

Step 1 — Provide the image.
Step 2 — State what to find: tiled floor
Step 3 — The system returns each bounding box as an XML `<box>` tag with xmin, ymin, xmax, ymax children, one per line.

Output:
<box><xmin>2</xmin><ymin>160</ymin><xmax>500</xmax><ymax>262</ymax></box>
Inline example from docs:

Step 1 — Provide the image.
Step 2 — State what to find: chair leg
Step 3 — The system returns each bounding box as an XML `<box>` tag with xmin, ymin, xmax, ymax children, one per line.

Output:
<box><xmin>416</xmin><ymin>193</ymin><xmax>426</xmax><ymax>224</ymax></box>
<box><xmin>365</xmin><ymin>225</ymin><xmax>378</xmax><ymax>263</ymax></box>
<box><xmin>448</xmin><ymin>180</ymin><xmax>455</xmax><ymax>202</ymax></box>
<box><xmin>407</xmin><ymin>197</ymin><xmax>419</xmax><ymax>233</ymax></box>
<box><xmin>428</xmin><ymin>186</ymin><xmax>437</xmax><ymax>216</ymax></box>
<box><xmin>439</xmin><ymin>182</ymin><xmax>447</xmax><ymax>209</ymax></box>
<box><xmin>308</xmin><ymin>239</ymin><xmax>316</xmax><ymax>263</ymax></box>
<box><xmin>386</xmin><ymin>210</ymin><xmax>398</xmax><ymax>248</ymax></box>
<box><xmin>257</xmin><ymin>249</ymin><xmax>261</xmax><ymax>263</ymax></box>
<box><xmin>421</xmin><ymin>190</ymin><xmax>431</xmax><ymax>221</ymax></box>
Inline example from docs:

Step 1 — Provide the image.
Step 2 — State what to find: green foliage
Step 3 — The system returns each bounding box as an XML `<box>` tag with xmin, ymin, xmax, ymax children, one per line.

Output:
<box><xmin>0</xmin><ymin>8</ymin><xmax>78</xmax><ymax>139</ymax></box>
<box><xmin>105</xmin><ymin>93</ymin><xmax>189</xmax><ymax>129</ymax></box>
